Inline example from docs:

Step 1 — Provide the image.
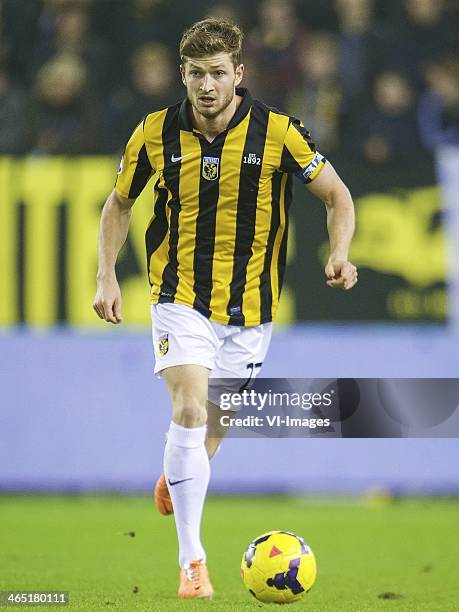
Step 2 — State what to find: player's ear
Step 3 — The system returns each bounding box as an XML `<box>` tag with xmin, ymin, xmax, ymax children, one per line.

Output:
<box><xmin>235</xmin><ymin>63</ymin><xmax>244</xmax><ymax>87</ymax></box>
<box><xmin>180</xmin><ymin>64</ymin><xmax>186</xmax><ymax>86</ymax></box>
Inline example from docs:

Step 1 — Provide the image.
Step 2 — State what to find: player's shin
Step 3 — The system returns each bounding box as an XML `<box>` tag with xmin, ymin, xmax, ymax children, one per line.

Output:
<box><xmin>163</xmin><ymin>421</ymin><xmax>210</xmax><ymax>567</ymax></box>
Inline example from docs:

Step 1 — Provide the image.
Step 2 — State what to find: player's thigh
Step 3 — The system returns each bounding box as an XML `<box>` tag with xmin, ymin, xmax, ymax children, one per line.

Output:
<box><xmin>208</xmin><ymin>322</ymin><xmax>273</xmax><ymax>406</ymax></box>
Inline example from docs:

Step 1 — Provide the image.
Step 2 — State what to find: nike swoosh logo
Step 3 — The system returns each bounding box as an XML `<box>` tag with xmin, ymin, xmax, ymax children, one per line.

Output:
<box><xmin>168</xmin><ymin>477</ymin><xmax>193</xmax><ymax>486</ymax></box>
<box><xmin>171</xmin><ymin>153</ymin><xmax>193</xmax><ymax>162</ymax></box>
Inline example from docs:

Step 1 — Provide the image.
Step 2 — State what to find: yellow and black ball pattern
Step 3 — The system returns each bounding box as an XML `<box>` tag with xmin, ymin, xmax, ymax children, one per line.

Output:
<box><xmin>241</xmin><ymin>531</ymin><xmax>317</xmax><ymax>604</ymax></box>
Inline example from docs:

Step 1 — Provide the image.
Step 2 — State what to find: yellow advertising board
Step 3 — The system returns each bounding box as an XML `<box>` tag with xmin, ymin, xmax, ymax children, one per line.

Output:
<box><xmin>0</xmin><ymin>157</ymin><xmax>446</xmax><ymax>327</ymax></box>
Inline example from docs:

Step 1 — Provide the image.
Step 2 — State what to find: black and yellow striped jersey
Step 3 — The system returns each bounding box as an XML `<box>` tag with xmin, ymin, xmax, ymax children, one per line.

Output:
<box><xmin>115</xmin><ymin>87</ymin><xmax>326</xmax><ymax>326</ymax></box>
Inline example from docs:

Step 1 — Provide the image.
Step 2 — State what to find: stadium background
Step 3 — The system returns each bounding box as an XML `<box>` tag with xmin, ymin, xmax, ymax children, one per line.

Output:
<box><xmin>1</xmin><ymin>0</ymin><xmax>458</xmax><ymax>495</ymax></box>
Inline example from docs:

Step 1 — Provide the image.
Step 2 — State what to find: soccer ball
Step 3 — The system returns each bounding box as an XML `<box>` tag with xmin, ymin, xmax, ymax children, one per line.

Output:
<box><xmin>241</xmin><ymin>531</ymin><xmax>316</xmax><ymax>604</ymax></box>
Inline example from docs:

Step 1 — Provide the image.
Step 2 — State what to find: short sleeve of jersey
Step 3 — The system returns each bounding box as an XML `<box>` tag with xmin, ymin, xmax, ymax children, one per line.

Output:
<box><xmin>115</xmin><ymin>119</ymin><xmax>154</xmax><ymax>199</ymax></box>
<box><xmin>279</xmin><ymin>117</ymin><xmax>326</xmax><ymax>183</ymax></box>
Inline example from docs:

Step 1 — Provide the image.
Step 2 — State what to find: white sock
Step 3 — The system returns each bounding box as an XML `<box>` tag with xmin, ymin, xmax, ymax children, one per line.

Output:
<box><xmin>164</xmin><ymin>421</ymin><xmax>210</xmax><ymax>568</ymax></box>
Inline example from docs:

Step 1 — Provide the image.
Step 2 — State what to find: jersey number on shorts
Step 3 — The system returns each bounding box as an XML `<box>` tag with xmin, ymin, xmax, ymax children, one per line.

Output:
<box><xmin>239</xmin><ymin>362</ymin><xmax>263</xmax><ymax>392</ymax></box>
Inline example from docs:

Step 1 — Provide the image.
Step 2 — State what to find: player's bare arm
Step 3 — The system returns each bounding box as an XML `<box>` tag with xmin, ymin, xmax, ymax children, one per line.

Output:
<box><xmin>93</xmin><ymin>189</ymin><xmax>135</xmax><ymax>324</ymax></box>
<box><xmin>307</xmin><ymin>162</ymin><xmax>358</xmax><ymax>290</ymax></box>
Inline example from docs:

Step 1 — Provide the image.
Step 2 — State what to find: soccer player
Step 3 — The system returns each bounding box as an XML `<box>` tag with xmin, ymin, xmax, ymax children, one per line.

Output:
<box><xmin>93</xmin><ymin>19</ymin><xmax>357</xmax><ymax>600</ymax></box>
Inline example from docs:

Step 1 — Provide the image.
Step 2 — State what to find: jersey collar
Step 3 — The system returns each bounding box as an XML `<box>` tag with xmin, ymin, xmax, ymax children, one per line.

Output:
<box><xmin>179</xmin><ymin>87</ymin><xmax>252</xmax><ymax>133</ymax></box>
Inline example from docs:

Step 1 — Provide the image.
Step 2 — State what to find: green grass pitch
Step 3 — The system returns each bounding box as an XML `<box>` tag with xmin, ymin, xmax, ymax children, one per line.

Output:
<box><xmin>0</xmin><ymin>495</ymin><xmax>458</xmax><ymax>611</ymax></box>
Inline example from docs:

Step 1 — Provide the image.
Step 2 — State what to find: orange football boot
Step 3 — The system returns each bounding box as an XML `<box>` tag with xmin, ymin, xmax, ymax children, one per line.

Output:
<box><xmin>178</xmin><ymin>560</ymin><xmax>214</xmax><ymax>600</ymax></box>
<box><xmin>154</xmin><ymin>473</ymin><xmax>174</xmax><ymax>516</ymax></box>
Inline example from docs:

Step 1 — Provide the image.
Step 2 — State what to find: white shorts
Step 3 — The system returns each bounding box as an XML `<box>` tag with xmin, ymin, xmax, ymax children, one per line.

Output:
<box><xmin>151</xmin><ymin>303</ymin><xmax>272</xmax><ymax>407</ymax></box>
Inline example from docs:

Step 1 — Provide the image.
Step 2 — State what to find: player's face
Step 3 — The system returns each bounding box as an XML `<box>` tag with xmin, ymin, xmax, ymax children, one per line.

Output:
<box><xmin>180</xmin><ymin>53</ymin><xmax>244</xmax><ymax>120</ymax></box>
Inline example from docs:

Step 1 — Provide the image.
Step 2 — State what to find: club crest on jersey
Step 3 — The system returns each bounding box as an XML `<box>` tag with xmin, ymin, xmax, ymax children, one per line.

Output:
<box><xmin>158</xmin><ymin>334</ymin><xmax>169</xmax><ymax>357</ymax></box>
<box><xmin>202</xmin><ymin>156</ymin><xmax>219</xmax><ymax>181</ymax></box>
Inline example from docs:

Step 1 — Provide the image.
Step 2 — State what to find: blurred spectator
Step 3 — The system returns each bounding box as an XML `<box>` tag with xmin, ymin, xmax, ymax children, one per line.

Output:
<box><xmin>297</xmin><ymin>0</ymin><xmax>337</xmax><ymax>31</ymax></box>
<box><xmin>32</xmin><ymin>0</ymin><xmax>112</xmax><ymax>93</ymax></box>
<box><xmin>109</xmin><ymin>0</ymin><xmax>201</xmax><ymax>66</ymax></box>
<box><xmin>204</xmin><ymin>3</ymin><xmax>240</xmax><ymax>24</ymax></box>
<box><xmin>334</xmin><ymin>0</ymin><xmax>376</xmax><ymax>106</ymax></box>
<box><xmin>0</xmin><ymin>64</ymin><xmax>29</xmax><ymax>153</ymax></box>
<box><xmin>348</xmin><ymin>70</ymin><xmax>421</xmax><ymax>166</ymax></box>
<box><xmin>403</xmin><ymin>0</ymin><xmax>457</xmax><ymax>67</ymax></box>
<box><xmin>1</xmin><ymin>0</ymin><xmax>42</xmax><ymax>87</ymax></box>
<box><xmin>29</xmin><ymin>53</ymin><xmax>100</xmax><ymax>154</ymax></box>
<box><xmin>246</xmin><ymin>0</ymin><xmax>307</xmax><ymax>107</ymax></box>
<box><xmin>204</xmin><ymin>1</ymin><xmax>258</xmax><ymax>30</ymax></box>
<box><xmin>103</xmin><ymin>42</ymin><xmax>181</xmax><ymax>152</ymax></box>
<box><xmin>379</xmin><ymin>0</ymin><xmax>457</xmax><ymax>86</ymax></box>
<box><xmin>287</xmin><ymin>33</ymin><xmax>341</xmax><ymax>152</ymax></box>
<box><xmin>0</xmin><ymin>0</ymin><xmax>457</xmax><ymax>157</ymax></box>
<box><xmin>418</xmin><ymin>56</ymin><xmax>459</xmax><ymax>151</ymax></box>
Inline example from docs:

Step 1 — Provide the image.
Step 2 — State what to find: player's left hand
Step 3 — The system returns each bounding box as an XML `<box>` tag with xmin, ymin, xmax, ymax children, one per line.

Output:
<box><xmin>325</xmin><ymin>259</ymin><xmax>358</xmax><ymax>290</ymax></box>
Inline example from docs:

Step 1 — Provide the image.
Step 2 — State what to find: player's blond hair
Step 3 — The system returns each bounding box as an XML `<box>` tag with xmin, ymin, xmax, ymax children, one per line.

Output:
<box><xmin>180</xmin><ymin>18</ymin><xmax>243</xmax><ymax>68</ymax></box>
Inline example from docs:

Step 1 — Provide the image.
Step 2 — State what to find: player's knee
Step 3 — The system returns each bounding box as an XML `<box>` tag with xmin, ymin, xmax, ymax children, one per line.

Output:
<box><xmin>172</xmin><ymin>397</ymin><xmax>207</xmax><ymax>427</ymax></box>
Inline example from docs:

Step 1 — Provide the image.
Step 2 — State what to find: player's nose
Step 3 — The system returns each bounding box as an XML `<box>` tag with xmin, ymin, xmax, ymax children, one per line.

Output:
<box><xmin>200</xmin><ymin>74</ymin><xmax>214</xmax><ymax>92</ymax></box>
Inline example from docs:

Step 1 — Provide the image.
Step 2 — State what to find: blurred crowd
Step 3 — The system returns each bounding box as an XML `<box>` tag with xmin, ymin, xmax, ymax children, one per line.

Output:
<box><xmin>0</xmin><ymin>0</ymin><xmax>458</xmax><ymax>165</ymax></box>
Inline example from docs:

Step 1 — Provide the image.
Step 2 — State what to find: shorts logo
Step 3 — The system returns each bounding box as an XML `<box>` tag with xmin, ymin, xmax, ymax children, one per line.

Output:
<box><xmin>202</xmin><ymin>156</ymin><xmax>219</xmax><ymax>181</ymax></box>
<box><xmin>158</xmin><ymin>334</ymin><xmax>169</xmax><ymax>357</ymax></box>
<box><xmin>301</xmin><ymin>152</ymin><xmax>324</xmax><ymax>180</ymax></box>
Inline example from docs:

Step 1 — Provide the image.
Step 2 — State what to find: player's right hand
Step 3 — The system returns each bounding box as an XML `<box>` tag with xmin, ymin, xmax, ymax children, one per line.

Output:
<box><xmin>93</xmin><ymin>276</ymin><xmax>123</xmax><ymax>324</ymax></box>
<box><xmin>325</xmin><ymin>259</ymin><xmax>358</xmax><ymax>290</ymax></box>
